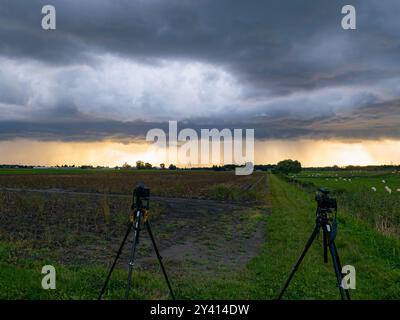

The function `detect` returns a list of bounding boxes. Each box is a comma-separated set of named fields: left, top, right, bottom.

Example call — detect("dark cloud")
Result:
left=2, top=0, right=399, bottom=92
left=0, top=98, right=399, bottom=142
left=0, top=118, right=152, bottom=142
left=0, top=0, right=400, bottom=141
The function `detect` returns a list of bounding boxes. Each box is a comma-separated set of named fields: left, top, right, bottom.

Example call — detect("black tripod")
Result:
left=98, top=184, right=175, bottom=300
left=278, top=193, right=350, bottom=300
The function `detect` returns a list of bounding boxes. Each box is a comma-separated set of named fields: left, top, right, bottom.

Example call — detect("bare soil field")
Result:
left=0, top=171, right=266, bottom=200
left=0, top=171, right=269, bottom=278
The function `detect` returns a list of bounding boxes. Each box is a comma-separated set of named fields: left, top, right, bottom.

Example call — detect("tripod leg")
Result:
left=145, top=221, right=176, bottom=300
left=326, top=232, right=346, bottom=300
left=125, top=211, right=141, bottom=300
left=278, top=225, right=320, bottom=300
left=332, top=241, right=351, bottom=300
left=323, top=229, right=328, bottom=263
left=98, top=221, right=133, bottom=300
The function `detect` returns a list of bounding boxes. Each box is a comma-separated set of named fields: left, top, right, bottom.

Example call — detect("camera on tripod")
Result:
left=278, top=186, right=350, bottom=300
left=100, top=182, right=175, bottom=300
left=315, top=188, right=337, bottom=211
left=132, top=183, right=150, bottom=210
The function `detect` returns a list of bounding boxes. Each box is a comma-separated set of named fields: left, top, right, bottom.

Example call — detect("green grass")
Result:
left=259, top=175, right=400, bottom=299
left=294, top=170, right=400, bottom=195
left=1, top=174, right=399, bottom=299
left=290, top=171, right=400, bottom=237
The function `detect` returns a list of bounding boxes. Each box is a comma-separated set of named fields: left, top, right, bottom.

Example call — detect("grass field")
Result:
left=0, top=171, right=399, bottom=299
left=290, top=170, right=400, bottom=237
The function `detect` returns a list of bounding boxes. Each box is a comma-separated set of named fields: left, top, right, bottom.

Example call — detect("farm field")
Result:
left=0, top=170, right=269, bottom=299
left=0, top=170, right=399, bottom=299
left=0, top=170, right=266, bottom=200
left=291, top=170, right=400, bottom=237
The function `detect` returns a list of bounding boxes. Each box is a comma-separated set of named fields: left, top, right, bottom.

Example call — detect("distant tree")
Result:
left=275, top=159, right=302, bottom=174
left=136, top=160, right=145, bottom=169
left=122, top=162, right=131, bottom=169
left=169, top=164, right=177, bottom=170
left=254, top=164, right=276, bottom=172
left=160, top=163, right=166, bottom=170
left=145, top=162, right=152, bottom=169
left=81, top=165, right=94, bottom=169
left=212, top=165, right=226, bottom=171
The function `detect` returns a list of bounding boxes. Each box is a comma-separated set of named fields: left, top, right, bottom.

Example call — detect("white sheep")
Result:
left=371, top=187, right=377, bottom=192
left=385, top=186, right=392, bottom=194
left=382, top=180, right=386, bottom=184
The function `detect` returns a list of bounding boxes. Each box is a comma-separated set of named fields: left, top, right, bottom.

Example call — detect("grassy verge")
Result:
left=260, top=174, right=400, bottom=299
left=284, top=172, right=400, bottom=237
left=1, top=174, right=399, bottom=299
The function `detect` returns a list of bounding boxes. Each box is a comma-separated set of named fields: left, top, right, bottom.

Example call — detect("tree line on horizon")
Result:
left=1, top=161, right=399, bottom=173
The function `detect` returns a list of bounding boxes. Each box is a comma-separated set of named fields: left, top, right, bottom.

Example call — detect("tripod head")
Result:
left=132, top=183, right=150, bottom=211
left=315, top=188, right=337, bottom=217
left=314, top=188, right=339, bottom=261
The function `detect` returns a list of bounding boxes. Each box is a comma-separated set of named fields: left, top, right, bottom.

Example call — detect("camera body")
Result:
left=315, top=188, right=337, bottom=211
left=135, top=184, right=150, bottom=199
left=132, top=183, right=150, bottom=210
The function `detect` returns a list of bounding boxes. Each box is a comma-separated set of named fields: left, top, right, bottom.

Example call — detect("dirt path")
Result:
left=136, top=196, right=267, bottom=273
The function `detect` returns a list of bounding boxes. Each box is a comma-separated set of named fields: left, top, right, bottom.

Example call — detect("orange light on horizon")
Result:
left=0, top=138, right=399, bottom=167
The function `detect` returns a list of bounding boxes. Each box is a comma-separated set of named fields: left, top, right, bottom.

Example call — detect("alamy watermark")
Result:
left=40, top=4, right=356, bottom=31
left=41, top=5, right=56, bottom=30
left=341, top=265, right=356, bottom=290
left=146, top=121, right=254, bottom=175
left=341, top=5, right=357, bottom=30
left=41, top=265, right=56, bottom=290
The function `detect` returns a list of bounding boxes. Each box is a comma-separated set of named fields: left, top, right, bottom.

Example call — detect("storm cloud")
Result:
left=0, top=0, right=400, bottom=141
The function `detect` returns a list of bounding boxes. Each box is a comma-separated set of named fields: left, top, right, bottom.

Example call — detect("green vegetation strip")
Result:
left=262, top=175, right=400, bottom=299
left=1, top=174, right=399, bottom=299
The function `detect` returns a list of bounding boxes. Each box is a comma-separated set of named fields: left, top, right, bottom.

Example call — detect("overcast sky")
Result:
left=1, top=0, right=400, bottom=147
